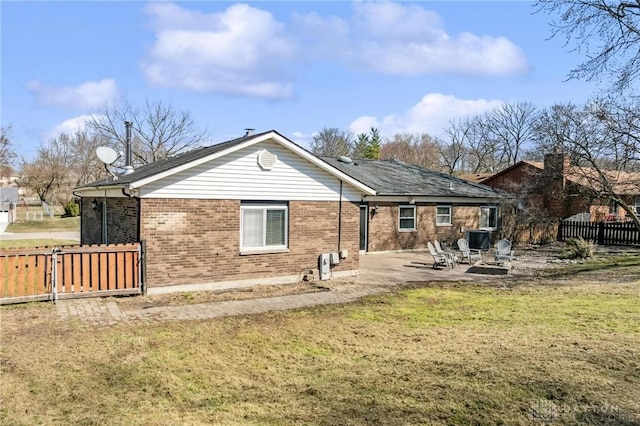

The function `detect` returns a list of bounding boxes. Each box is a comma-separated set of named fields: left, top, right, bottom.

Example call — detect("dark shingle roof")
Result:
left=77, top=130, right=274, bottom=188
left=322, top=157, right=502, bottom=198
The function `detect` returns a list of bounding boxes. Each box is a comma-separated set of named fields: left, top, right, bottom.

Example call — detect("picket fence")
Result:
left=557, top=221, right=640, bottom=246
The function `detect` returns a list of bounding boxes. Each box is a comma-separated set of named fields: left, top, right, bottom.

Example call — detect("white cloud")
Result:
left=26, top=79, right=120, bottom=110
left=142, top=2, right=295, bottom=99
left=294, top=1, right=528, bottom=76
left=140, top=2, right=528, bottom=99
left=348, top=93, right=503, bottom=138
left=44, top=114, right=98, bottom=141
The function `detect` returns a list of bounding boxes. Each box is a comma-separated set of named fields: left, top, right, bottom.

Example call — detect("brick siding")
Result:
left=81, top=197, right=138, bottom=245
left=139, top=199, right=359, bottom=288
left=366, top=203, right=482, bottom=251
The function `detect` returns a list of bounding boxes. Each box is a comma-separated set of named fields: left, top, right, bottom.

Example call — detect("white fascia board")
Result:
left=129, top=131, right=377, bottom=195
left=364, top=195, right=504, bottom=204
left=73, top=187, right=131, bottom=198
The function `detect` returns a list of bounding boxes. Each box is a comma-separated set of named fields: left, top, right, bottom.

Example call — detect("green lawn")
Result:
left=1, top=257, right=639, bottom=425
left=0, top=239, right=80, bottom=249
left=6, top=216, right=80, bottom=233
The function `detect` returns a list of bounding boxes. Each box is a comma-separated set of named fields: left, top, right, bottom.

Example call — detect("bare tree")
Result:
left=380, top=132, right=443, bottom=171
left=310, top=127, right=353, bottom=157
left=1, top=125, right=17, bottom=177
left=20, top=127, right=110, bottom=204
left=440, top=118, right=471, bottom=175
left=536, top=0, right=640, bottom=92
left=486, top=102, right=539, bottom=166
left=91, top=99, right=210, bottom=167
left=533, top=99, right=640, bottom=231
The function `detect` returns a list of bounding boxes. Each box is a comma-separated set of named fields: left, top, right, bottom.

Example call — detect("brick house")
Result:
left=479, top=153, right=640, bottom=221
left=323, top=158, right=505, bottom=252
left=75, top=130, right=376, bottom=294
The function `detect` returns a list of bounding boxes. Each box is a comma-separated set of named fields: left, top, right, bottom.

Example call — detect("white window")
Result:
left=635, top=197, right=640, bottom=215
left=436, top=205, right=452, bottom=226
left=241, top=203, right=288, bottom=252
left=480, top=206, right=498, bottom=230
left=398, top=205, right=416, bottom=231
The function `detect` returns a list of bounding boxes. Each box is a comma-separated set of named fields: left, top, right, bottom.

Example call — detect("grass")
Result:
left=0, top=239, right=79, bottom=249
left=1, top=257, right=639, bottom=425
left=5, top=216, right=80, bottom=233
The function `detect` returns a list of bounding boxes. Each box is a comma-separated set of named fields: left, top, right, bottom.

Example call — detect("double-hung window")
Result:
left=399, top=205, right=416, bottom=231
left=241, top=202, right=288, bottom=252
left=480, top=206, right=498, bottom=230
left=436, top=205, right=452, bottom=226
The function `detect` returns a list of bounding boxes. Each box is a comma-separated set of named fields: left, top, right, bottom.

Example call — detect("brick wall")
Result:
left=139, top=199, right=359, bottom=288
left=366, top=203, right=481, bottom=251
left=81, top=197, right=138, bottom=245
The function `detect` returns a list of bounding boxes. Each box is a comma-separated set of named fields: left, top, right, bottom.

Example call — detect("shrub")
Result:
left=64, top=201, right=80, bottom=217
left=559, top=237, right=594, bottom=259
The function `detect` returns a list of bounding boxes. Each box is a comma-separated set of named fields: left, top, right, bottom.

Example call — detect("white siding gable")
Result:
left=139, top=140, right=363, bottom=201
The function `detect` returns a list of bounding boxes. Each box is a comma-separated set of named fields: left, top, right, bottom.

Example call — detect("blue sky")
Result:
left=2, top=1, right=599, bottom=161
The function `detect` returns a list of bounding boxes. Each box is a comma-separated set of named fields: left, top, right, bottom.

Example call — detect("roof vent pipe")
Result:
left=123, top=121, right=134, bottom=175
left=244, top=128, right=255, bottom=136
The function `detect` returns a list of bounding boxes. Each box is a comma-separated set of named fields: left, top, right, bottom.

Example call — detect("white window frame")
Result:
left=479, top=206, right=498, bottom=230
left=398, top=205, right=416, bottom=231
left=436, top=205, right=452, bottom=226
left=635, top=197, right=640, bottom=215
left=240, top=203, right=288, bottom=253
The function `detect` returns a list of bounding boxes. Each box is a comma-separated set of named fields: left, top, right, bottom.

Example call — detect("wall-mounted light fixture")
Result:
left=370, top=205, right=380, bottom=217
left=91, top=198, right=99, bottom=210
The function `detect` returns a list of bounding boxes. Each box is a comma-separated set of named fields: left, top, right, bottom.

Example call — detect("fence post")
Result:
left=557, top=221, right=563, bottom=242
left=140, top=240, right=147, bottom=295
left=51, top=248, right=60, bottom=302
left=597, top=221, right=605, bottom=245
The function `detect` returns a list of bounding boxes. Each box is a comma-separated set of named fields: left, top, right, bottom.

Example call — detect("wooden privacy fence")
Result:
left=1, top=242, right=144, bottom=305
left=558, top=221, right=640, bottom=246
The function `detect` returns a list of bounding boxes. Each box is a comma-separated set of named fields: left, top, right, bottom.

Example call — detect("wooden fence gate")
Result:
left=1, top=242, right=144, bottom=305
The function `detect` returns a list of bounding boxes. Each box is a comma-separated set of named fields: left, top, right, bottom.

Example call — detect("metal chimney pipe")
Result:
left=123, top=121, right=134, bottom=175
left=244, top=128, right=255, bottom=136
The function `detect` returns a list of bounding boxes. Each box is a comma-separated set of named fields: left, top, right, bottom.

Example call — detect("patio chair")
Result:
left=427, top=241, right=453, bottom=270
left=494, top=239, right=514, bottom=263
left=457, top=238, right=482, bottom=264
left=434, top=239, right=459, bottom=266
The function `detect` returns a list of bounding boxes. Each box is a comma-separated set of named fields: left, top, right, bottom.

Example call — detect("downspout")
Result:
left=338, top=180, right=343, bottom=253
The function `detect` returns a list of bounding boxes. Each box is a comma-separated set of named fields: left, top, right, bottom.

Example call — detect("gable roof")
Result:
left=479, top=160, right=543, bottom=184
left=322, top=157, right=503, bottom=199
left=482, top=160, right=639, bottom=195
left=76, top=130, right=376, bottom=195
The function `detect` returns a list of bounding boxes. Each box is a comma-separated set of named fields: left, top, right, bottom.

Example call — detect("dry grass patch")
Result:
left=1, top=255, right=639, bottom=425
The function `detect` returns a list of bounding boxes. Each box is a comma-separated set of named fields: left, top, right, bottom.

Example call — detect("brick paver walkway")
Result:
left=54, top=285, right=391, bottom=326
left=51, top=251, right=504, bottom=326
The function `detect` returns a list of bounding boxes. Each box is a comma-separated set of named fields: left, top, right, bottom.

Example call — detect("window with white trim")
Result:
left=241, top=203, right=288, bottom=252
left=480, top=206, right=498, bottom=230
left=436, top=205, right=452, bottom=226
left=398, top=205, right=416, bottom=231
left=635, top=197, right=640, bottom=215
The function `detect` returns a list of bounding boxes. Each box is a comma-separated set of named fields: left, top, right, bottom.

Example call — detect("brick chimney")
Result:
left=542, top=151, right=571, bottom=218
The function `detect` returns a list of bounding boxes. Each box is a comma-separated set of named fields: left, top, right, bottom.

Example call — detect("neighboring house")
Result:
left=0, top=187, right=19, bottom=232
left=323, top=157, right=505, bottom=252
left=74, top=130, right=376, bottom=294
left=480, top=153, right=640, bottom=221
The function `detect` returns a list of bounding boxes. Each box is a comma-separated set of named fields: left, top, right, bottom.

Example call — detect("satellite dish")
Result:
left=96, top=146, right=119, bottom=165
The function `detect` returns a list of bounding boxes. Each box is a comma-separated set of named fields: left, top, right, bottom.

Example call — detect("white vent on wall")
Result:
left=257, top=149, right=277, bottom=170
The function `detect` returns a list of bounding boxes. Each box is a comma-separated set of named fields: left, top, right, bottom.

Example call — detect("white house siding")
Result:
left=139, top=141, right=363, bottom=202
